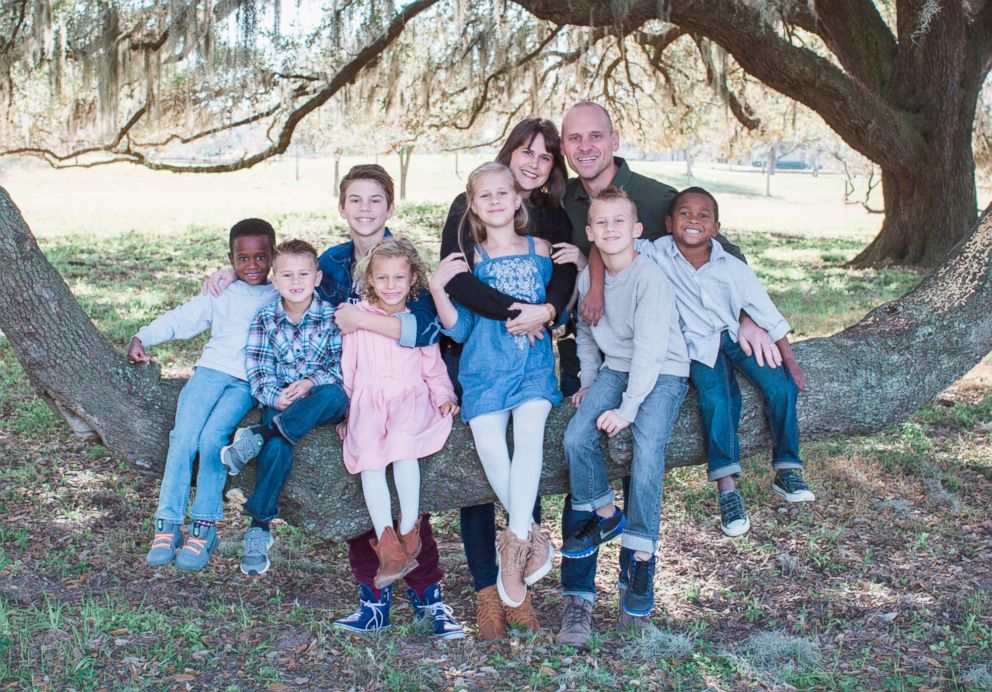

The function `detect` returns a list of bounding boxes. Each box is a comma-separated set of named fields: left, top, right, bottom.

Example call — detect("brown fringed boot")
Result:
left=370, top=526, right=418, bottom=588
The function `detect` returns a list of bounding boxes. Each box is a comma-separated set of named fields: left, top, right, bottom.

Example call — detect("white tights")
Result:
left=360, top=458, right=420, bottom=538
left=468, top=398, right=552, bottom=540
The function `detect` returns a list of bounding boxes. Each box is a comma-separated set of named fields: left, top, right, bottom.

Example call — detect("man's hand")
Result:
left=334, top=303, right=365, bottom=335
left=552, top=242, right=588, bottom=271
left=579, top=287, right=604, bottom=326
left=596, top=410, right=630, bottom=437
left=203, top=267, right=236, bottom=297
left=737, top=315, right=782, bottom=367
left=439, top=401, right=460, bottom=417
left=429, top=253, right=470, bottom=292
left=571, top=387, right=589, bottom=407
left=127, top=337, right=151, bottom=364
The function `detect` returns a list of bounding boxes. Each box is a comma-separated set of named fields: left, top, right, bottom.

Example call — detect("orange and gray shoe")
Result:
left=175, top=523, right=218, bottom=572
left=146, top=519, right=183, bottom=567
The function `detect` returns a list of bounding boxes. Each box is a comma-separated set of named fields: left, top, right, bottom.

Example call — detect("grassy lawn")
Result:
left=0, top=166, right=991, bottom=689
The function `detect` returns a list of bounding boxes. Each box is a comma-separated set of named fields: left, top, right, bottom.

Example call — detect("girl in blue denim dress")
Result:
left=429, top=162, right=561, bottom=609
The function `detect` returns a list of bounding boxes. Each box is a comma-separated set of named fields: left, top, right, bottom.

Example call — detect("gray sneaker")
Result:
left=556, top=595, right=594, bottom=648
left=241, top=527, right=274, bottom=576
left=221, top=426, right=265, bottom=476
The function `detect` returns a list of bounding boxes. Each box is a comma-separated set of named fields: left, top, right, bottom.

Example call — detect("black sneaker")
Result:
left=719, top=490, right=751, bottom=537
left=560, top=508, right=625, bottom=558
left=621, top=554, right=656, bottom=616
left=772, top=470, right=816, bottom=502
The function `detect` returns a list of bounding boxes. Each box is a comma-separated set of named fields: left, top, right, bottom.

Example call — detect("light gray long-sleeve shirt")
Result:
left=576, top=254, right=690, bottom=422
left=134, top=280, right=279, bottom=381
left=637, top=236, right=790, bottom=367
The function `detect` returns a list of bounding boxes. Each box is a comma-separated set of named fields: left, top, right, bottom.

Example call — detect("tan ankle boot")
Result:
left=397, top=517, right=422, bottom=559
left=496, top=529, right=531, bottom=607
left=476, top=585, right=507, bottom=640
left=370, top=526, right=418, bottom=588
left=506, top=591, right=540, bottom=633
left=523, top=524, right=553, bottom=585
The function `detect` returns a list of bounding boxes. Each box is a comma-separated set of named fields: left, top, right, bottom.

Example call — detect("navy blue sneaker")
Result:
left=560, top=508, right=626, bottom=558
left=621, top=554, right=656, bottom=616
left=407, top=584, right=465, bottom=640
left=333, top=584, right=392, bottom=633
left=772, top=470, right=816, bottom=502
left=719, top=490, right=751, bottom=537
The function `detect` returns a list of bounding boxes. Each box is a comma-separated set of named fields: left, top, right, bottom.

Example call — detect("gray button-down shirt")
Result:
left=638, top=236, right=789, bottom=367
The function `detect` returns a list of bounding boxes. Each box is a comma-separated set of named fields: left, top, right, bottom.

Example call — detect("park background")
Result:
left=2, top=0, right=992, bottom=689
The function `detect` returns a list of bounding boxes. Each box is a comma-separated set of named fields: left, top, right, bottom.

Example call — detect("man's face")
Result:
left=561, top=104, right=620, bottom=183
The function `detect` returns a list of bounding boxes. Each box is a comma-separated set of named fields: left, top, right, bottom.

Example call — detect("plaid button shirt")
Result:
left=245, top=292, right=343, bottom=408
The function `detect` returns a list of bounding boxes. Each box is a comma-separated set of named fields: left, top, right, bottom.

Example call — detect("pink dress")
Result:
left=341, top=301, right=456, bottom=473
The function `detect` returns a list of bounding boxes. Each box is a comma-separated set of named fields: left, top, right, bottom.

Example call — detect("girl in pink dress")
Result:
left=338, top=237, right=459, bottom=588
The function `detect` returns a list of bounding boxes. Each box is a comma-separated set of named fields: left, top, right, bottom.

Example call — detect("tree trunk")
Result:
left=398, top=145, right=414, bottom=200
left=852, top=118, right=979, bottom=266
left=1, top=185, right=991, bottom=541
left=332, top=153, right=341, bottom=198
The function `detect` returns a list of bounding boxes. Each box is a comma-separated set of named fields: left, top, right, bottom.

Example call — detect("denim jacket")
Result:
left=317, top=229, right=440, bottom=348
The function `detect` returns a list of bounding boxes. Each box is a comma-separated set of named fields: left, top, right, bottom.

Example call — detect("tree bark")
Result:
left=1, top=185, right=991, bottom=540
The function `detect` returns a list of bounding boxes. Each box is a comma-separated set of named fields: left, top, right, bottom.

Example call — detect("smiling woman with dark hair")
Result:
left=436, top=117, right=583, bottom=640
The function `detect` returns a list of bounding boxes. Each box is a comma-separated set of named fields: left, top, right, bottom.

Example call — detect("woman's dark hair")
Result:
left=495, top=118, right=568, bottom=209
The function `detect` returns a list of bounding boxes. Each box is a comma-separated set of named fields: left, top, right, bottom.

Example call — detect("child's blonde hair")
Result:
left=459, top=162, right=529, bottom=255
left=353, top=237, right=430, bottom=304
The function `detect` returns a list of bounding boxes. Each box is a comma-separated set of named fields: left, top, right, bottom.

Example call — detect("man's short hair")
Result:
left=274, top=238, right=318, bottom=267
left=339, top=164, right=395, bottom=208
left=588, top=185, right=638, bottom=223
left=565, top=101, right=614, bottom=132
left=229, top=218, right=276, bottom=254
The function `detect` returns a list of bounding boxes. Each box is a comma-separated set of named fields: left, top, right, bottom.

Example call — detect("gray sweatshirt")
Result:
left=576, top=253, right=689, bottom=422
left=134, top=280, right=278, bottom=381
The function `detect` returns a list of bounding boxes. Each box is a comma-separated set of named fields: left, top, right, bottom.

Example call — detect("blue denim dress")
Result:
left=442, top=236, right=562, bottom=422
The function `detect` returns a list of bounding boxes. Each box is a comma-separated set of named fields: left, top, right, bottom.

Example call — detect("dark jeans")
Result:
left=560, top=476, right=630, bottom=602
left=245, top=384, right=348, bottom=523
left=690, top=331, right=803, bottom=481
left=348, top=517, right=443, bottom=595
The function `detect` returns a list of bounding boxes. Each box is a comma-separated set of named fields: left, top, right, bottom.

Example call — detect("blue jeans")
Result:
left=244, top=383, right=348, bottom=523
left=690, top=331, right=802, bottom=480
left=564, top=368, right=688, bottom=554
left=156, top=367, right=254, bottom=523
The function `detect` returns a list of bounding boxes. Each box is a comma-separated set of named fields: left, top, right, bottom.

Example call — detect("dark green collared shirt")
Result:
left=562, top=156, right=744, bottom=261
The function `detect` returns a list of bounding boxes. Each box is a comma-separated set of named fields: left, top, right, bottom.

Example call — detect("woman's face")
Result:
left=508, top=133, right=555, bottom=197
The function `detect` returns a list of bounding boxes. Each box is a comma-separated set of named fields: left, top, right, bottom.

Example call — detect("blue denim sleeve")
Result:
left=402, top=292, right=442, bottom=347
left=440, top=302, right=474, bottom=343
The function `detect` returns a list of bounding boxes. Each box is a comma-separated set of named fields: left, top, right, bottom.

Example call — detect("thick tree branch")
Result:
left=810, top=0, right=896, bottom=91
left=514, top=0, right=927, bottom=175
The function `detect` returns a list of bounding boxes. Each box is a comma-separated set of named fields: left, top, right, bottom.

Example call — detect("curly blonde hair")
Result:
left=352, top=237, right=430, bottom=305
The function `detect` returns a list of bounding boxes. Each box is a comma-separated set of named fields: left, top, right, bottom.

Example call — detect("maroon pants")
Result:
left=347, top=514, right=442, bottom=596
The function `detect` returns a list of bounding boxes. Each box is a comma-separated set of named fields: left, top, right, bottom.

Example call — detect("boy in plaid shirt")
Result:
left=220, top=239, right=349, bottom=576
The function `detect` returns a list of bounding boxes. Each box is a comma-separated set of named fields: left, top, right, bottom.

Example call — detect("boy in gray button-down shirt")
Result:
left=639, top=187, right=815, bottom=539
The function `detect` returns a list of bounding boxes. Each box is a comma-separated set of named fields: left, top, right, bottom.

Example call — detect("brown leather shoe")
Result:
left=370, top=526, right=417, bottom=589
left=523, top=524, right=553, bottom=586
left=476, top=585, right=507, bottom=640
left=506, top=591, right=540, bottom=633
left=397, top=517, right=422, bottom=559
left=497, top=529, right=530, bottom=607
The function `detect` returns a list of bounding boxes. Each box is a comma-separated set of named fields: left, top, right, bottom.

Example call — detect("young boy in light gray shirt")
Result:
left=558, top=187, right=690, bottom=634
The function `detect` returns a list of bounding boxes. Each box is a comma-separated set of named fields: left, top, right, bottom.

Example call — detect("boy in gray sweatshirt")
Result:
left=558, top=187, right=689, bottom=632
left=130, top=218, right=278, bottom=572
